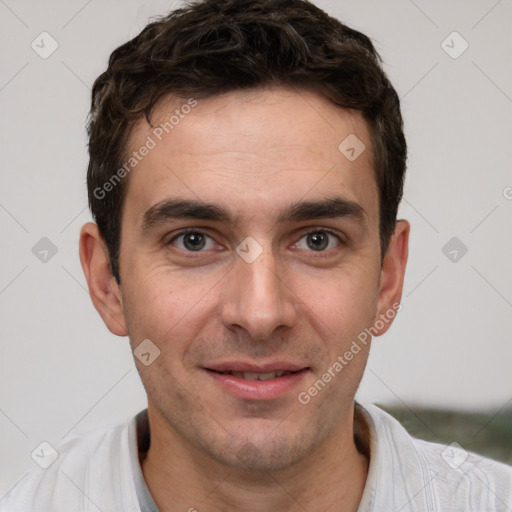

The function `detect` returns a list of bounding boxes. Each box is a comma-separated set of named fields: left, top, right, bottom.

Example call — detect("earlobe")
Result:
left=372, top=219, right=410, bottom=337
left=79, top=222, right=128, bottom=336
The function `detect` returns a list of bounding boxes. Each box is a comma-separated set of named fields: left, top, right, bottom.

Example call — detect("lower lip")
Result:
left=205, top=369, right=309, bottom=400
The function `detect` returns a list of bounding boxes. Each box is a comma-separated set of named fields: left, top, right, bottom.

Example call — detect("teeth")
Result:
left=241, top=372, right=260, bottom=380
left=224, top=370, right=291, bottom=380
left=254, top=372, right=276, bottom=381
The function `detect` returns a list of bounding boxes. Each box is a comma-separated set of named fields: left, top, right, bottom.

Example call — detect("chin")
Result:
left=202, top=422, right=326, bottom=473
left=230, top=441, right=308, bottom=472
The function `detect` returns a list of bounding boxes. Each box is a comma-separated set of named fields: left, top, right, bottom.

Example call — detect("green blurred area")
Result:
left=378, top=404, right=512, bottom=465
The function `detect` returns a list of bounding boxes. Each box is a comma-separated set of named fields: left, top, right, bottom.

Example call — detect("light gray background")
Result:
left=1, top=0, right=511, bottom=497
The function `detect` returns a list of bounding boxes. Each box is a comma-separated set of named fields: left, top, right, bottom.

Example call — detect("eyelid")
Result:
left=167, top=227, right=208, bottom=241
left=166, top=227, right=218, bottom=249
left=297, top=226, right=345, bottom=242
left=293, top=227, right=344, bottom=251
left=165, top=226, right=346, bottom=252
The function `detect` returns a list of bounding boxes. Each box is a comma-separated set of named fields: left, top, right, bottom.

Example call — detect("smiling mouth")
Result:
left=204, top=367, right=309, bottom=400
left=209, top=370, right=298, bottom=380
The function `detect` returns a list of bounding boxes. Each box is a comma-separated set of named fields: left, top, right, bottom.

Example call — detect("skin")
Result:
left=80, top=86, right=409, bottom=511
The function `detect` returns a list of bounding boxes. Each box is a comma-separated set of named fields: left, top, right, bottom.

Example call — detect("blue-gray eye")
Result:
left=172, top=231, right=216, bottom=251
left=296, top=231, right=339, bottom=252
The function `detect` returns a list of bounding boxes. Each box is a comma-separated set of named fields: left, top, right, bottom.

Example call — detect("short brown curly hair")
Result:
left=87, top=0, right=406, bottom=284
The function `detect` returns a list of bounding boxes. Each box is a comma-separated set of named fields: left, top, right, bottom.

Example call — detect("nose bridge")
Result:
left=220, top=246, right=297, bottom=339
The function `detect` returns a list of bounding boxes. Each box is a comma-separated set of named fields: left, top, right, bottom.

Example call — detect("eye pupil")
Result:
left=307, top=232, right=328, bottom=251
left=184, top=232, right=205, bottom=251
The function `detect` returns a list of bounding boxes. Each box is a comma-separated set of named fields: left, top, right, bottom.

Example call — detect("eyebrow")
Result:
left=140, top=196, right=367, bottom=231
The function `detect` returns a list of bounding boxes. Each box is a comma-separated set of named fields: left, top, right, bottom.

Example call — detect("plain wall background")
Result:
left=1, top=0, right=511, bottom=496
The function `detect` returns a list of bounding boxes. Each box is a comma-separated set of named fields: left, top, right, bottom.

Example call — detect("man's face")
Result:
left=115, top=87, right=389, bottom=470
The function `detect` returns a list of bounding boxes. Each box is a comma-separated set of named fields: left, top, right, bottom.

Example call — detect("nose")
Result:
left=219, top=247, right=298, bottom=341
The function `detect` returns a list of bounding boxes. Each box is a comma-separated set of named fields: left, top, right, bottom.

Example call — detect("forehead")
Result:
left=122, top=86, right=378, bottom=228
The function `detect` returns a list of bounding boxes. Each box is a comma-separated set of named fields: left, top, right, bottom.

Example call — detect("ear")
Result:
left=372, top=219, right=410, bottom=336
left=79, top=222, right=128, bottom=336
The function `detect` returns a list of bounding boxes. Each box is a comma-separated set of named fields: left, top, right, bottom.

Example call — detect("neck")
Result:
left=140, top=404, right=370, bottom=512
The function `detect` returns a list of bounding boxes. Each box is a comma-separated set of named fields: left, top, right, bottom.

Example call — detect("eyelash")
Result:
left=166, top=227, right=344, bottom=254
left=167, top=228, right=219, bottom=253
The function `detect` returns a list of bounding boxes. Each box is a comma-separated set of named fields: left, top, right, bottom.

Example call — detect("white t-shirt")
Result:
left=1, top=404, right=511, bottom=511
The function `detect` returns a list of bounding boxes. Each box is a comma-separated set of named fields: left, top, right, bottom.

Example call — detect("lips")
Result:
left=204, top=362, right=309, bottom=400
left=206, top=362, right=307, bottom=379
left=210, top=369, right=296, bottom=381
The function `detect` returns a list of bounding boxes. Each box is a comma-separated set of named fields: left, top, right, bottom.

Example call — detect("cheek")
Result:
left=122, top=270, right=195, bottom=338
left=121, top=266, right=222, bottom=361
left=305, top=277, right=375, bottom=402
left=297, top=264, right=379, bottom=340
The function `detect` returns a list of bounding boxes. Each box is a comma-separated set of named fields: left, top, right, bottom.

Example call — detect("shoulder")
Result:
left=0, top=419, right=140, bottom=512
left=414, top=436, right=512, bottom=507
left=360, top=403, right=512, bottom=511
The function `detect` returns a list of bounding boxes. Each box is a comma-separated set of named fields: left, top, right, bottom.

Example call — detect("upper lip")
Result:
left=205, top=361, right=308, bottom=373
